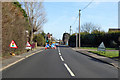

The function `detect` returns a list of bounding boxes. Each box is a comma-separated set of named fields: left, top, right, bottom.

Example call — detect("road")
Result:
left=2, top=46, right=118, bottom=78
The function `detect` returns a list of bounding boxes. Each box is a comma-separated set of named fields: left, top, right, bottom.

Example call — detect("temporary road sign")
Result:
left=9, top=40, right=18, bottom=48
left=97, top=42, right=106, bottom=51
left=26, top=41, right=31, bottom=47
left=25, top=41, right=31, bottom=49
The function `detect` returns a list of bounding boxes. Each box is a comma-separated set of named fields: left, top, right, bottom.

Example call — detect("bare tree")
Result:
left=81, top=22, right=101, bottom=33
left=21, top=2, right=47, bottom=42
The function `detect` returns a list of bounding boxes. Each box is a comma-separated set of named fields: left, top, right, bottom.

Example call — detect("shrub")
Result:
left=33, top=33, right=45, bottom=46
left=69, top=31, right=120, bottom=48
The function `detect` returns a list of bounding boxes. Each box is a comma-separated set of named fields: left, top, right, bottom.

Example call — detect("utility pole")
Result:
left=70, top=26, right=72, bottom=35
left=79, top=9, right=81, bottom=47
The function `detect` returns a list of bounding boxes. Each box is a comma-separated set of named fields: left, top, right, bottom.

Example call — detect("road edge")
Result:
left=75, top=50, right=119, bottom=69
left=0, top=49, right=44, bottom=72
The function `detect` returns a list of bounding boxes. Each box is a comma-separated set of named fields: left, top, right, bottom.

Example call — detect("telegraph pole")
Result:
left=79, top=9, right=81, bottom=47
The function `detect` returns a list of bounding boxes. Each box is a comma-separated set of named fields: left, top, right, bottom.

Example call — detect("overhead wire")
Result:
left=70, top=0, right=94, bottom=33
left=81, top=0, right=94, bottom=11
left=71, top=14, right=79, bottom=26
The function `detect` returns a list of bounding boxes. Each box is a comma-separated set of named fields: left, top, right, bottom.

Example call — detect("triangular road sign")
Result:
left=25, top=41, right=31, bottom=49
left=98, top=42, right=105, bottom=48
left=98, top=42, right=105, bottom=51
left=26, top=41, right=31, bottom=47
left=9, top=40, right=18, bottom=48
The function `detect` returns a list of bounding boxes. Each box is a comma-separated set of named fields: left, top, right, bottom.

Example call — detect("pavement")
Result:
left=1, top=46, right=118, bottom=78
left=72, top=48, right=119, bottom=69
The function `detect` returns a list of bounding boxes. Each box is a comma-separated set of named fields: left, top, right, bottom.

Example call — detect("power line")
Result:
left=71, top=0, right=93, bottom=26
left=70, top=0, right=93, bottom=34
left=81, top=0, right=94, bottom=11
left=71, top=14, right=79, bottom=26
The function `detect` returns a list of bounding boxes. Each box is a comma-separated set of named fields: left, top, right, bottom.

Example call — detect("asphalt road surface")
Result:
left=2, top=46, right=118, bottom=78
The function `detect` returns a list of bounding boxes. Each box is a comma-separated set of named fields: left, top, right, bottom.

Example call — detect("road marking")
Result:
left=64, top=63, right=75, bottom=77
left=58, top=47, right=60, bottom=53
left=57, top=48, right=75, bottom=77
left=0, top=58, right=25, bottom=71
left=60, top=56, right=64, bottom=61
left=26, top=54, right=33, bottom=58
left=0, top=50, right=43, bottom=71
left=59, top=50, right=60, bottom=53
left=59, top=52, right=61, bottom=56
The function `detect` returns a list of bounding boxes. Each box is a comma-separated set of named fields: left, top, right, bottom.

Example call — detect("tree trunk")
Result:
left=30, top=31, right=33, bottom=42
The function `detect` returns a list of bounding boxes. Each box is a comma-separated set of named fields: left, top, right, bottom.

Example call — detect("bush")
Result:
left=13, top=2, right=28, bottom=21
left=33, top=33, right=45, bottom=46
left=2, top=3, right=29, bottom=56
left=69, top=31, right=120, bottom=48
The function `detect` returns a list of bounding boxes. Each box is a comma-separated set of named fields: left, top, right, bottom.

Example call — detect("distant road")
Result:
left=2, top=46, right=118, bottom=78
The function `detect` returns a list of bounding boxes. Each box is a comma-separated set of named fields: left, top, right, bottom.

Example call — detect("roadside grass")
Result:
left=80, top=47, right=97, bottom=49
left=89, top=51, right=119, bottom=58
left=2, top=50, right=27, bottom=60
left=2, top=52, right=12, bottom=60
left=80, top=47, right=117, bottom=50
left=2, top=47, right=40, bottom=59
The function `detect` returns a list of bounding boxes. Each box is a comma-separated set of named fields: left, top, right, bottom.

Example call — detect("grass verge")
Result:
left=2, top=50, right=27, bottom=60
left=80, top=47, right=117, bottom=50
left=89, top=51, right=119, bottom=58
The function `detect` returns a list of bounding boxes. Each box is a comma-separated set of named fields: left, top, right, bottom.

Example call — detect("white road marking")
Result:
left=58, top=47, right=75, bottom=77
left=60, top=56, right=64, bottom=61
left=64, top=63, right=75, bottom=77
left=0, top=50, right=43, bottom=71
left=59, top=52, right=61, bottom=56
left=0, top=58, right=25, bottom=71
left=58, top=47, right=60, bottom=53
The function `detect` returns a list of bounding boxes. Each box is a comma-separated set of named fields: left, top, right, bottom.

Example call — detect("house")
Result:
left=108, top=28, right=120, bottom=32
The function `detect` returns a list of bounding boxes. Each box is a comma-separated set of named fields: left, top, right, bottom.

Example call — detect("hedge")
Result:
left=68, top=32, right=120, bottom=48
